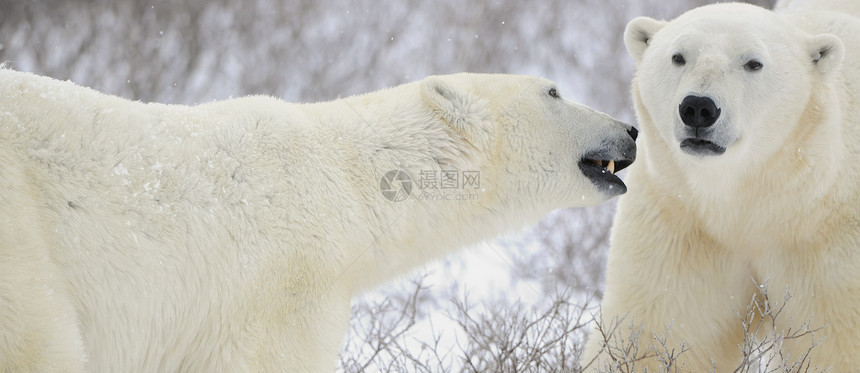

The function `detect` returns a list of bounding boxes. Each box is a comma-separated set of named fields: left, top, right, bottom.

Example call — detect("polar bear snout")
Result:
left=627, top=126, right=639, bottom=141
left=679, top=95, right=720, bottom=128
left=676, top=95, right=732, bottom=157
left=578, top=128, right=637, bottom=197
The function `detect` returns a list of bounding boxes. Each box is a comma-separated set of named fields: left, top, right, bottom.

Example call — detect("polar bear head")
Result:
left=624, top=3, right=843, bottom=169
left=417, top=73, right=637, bottom=208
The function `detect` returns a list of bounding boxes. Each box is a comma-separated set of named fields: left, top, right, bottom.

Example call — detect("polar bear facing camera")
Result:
left=585, top=2, right=860, bottom=371
left=0, top=70, right=636, bottom=372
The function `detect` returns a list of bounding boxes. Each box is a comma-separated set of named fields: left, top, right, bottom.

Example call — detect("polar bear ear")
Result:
left=420, top=76, right=494, bottom=148
left=808, top=33, right=844, bottom=78
left=624, top=17, right=667, bottom=62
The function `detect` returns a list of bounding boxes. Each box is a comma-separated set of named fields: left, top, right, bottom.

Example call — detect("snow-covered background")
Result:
left=0, top=0, right=775, bottom=370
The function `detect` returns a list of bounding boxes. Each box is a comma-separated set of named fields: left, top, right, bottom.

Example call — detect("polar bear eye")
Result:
left=743, top=60, right=763, bottom=72
left=548, top=88, right=560, bottom=99
left=672, top=53, right=686, bottom=66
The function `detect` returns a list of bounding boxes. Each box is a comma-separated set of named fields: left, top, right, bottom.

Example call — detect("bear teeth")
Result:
left=589, top=159, right=616, bottom=174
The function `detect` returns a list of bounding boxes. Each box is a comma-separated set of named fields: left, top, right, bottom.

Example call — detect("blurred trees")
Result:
left=1, top=0, right=771, bottom=113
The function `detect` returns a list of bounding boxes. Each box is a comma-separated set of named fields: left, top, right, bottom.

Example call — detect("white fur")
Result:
left=585, top=3, right=860, bottom=371
left=0, top=70, right=633, bottom=372
left=776, top=0, right=860, bottom=17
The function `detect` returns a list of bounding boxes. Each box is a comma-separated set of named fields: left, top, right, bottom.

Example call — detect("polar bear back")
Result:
left=0, top=69, right=383, bottom=371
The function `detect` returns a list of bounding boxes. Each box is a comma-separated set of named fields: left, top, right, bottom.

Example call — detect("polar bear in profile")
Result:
left=0, top=70, right=636, bottom=372
left=585, top=2, right=860, bottom=371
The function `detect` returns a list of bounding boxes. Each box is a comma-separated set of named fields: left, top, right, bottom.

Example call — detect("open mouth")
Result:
left=680, top=138, right=726, bottom=156
left=578, top=153, right=633, bottom=196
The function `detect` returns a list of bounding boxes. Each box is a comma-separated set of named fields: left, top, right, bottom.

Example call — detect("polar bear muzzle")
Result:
left=678, top=95, right=727, bottom=156
left=578, top=129, right=637, bottom=196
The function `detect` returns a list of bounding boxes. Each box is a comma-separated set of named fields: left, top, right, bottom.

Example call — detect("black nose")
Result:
left=627, top=126, right=638, bottom=141
left=679, top=95, right=720, bottom=128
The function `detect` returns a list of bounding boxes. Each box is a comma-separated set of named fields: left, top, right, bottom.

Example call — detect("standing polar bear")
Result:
left=0, top=70, right=636, bottom=372
left=585, top=2, right=860, bottom=371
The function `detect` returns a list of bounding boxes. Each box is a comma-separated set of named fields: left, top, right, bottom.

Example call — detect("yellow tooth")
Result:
left=607, top=160, right=615, bottom=174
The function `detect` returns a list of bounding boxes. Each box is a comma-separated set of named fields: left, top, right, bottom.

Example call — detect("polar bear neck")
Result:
left=303, top=90, right=549, bottom=293
left=177, top=85, right=616, bottom=297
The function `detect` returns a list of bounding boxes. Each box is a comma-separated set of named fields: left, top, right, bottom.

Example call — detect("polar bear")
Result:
left=0, top=70, right=636, bottom=372
left=583, top=2, right=860, bottom=371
